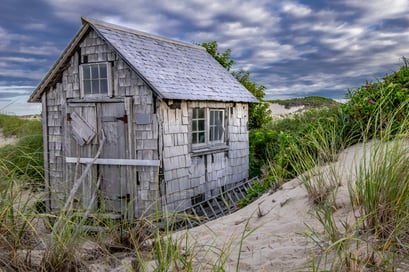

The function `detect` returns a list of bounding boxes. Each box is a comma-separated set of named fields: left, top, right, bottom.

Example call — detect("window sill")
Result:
left=191, top=144, right=229, bottom=156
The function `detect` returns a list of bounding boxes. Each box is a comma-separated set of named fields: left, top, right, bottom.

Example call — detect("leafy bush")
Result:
left=342, top=64, right=409, bottom=139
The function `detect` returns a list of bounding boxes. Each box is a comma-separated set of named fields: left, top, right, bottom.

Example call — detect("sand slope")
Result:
left=175, top=141, right=375, bottom=271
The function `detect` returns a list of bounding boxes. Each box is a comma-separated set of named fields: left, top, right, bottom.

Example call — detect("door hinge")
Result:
left=67, top=113, right=72, bottom=121
left=118, top=193, right=131, bottom=202
left=116, top=115, right=128, bottom=124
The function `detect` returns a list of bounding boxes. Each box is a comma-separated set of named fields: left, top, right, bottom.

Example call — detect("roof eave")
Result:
left=28, top=23, right=91, bottom=103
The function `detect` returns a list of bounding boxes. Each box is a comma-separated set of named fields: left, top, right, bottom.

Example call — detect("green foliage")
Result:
left=201, top=41, right=272, bottom=129
left=342, top=64, right=409, bottom=139
left=232, top=70, right=265, bottom=100
left=201, top=41, right=234, bottom=71
left=233, top=69, right=272, bottom=129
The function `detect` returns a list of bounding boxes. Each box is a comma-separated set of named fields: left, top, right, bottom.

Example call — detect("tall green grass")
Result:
left=303, top=88, right=409, bottom=271
left=0, top=114, right=43, bottom=186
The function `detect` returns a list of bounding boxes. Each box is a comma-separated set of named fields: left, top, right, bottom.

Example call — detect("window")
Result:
left=80, top=62, right=112, bottom=97
left=192, top=108, right=206, bottom=144
left=192, top=108, right=225, bottom=146
left=209, top=109, right=224, bottom=143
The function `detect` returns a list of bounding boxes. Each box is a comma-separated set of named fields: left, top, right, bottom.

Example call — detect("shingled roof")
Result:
left=29, top=17, right=258, bottom=103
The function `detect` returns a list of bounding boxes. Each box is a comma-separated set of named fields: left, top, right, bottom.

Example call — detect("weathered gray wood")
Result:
left=54, top=129, right=106, bottom=232
left=66, top=157, right=160, bottom=166
left=68, top=97, right=123, bottom=103
left=125, top=97, right=135, bottom=219
left=42, top=95, right=50, bottom=212
left=70, top=111, right=96, bottom=145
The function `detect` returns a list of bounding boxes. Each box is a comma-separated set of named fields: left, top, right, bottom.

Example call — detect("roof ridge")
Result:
left=81, top=16, right=205, bottom=51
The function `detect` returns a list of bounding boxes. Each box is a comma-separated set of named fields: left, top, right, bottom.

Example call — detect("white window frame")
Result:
left=192, top=108, right=225, bottom=147
left=192, top=108, right=206, bottom=146
left=79, top=62, right=112, bottom=97
left=208, top=109, right=225, bottom=144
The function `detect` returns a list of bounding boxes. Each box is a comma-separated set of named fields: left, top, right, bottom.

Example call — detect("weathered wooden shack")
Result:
left=29, top=17, right=257, bottom=219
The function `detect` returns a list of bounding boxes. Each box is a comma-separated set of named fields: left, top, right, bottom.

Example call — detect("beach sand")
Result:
left=173, top=141, right=375, bottom=271
left=269, top=103, right=305, bottom=119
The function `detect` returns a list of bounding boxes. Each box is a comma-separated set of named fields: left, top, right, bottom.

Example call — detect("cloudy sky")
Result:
left=1, top=0, right=409, bottom=115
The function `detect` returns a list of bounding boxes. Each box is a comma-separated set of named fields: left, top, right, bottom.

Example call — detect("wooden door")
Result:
left=66, top=102, right=129, bottom=216
left=98, top=102, right=128, bottom=215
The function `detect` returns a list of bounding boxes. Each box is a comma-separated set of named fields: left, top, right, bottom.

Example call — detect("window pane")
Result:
left=100, top=79, right=108, bottom=94
left=198, top=132, right=205, bottom=143
left=83, top=80, right=91, bottom=95
left=217, top=126, right=223, bottom=140
left=91, top=65, right=99, bottom=78
left=198, top=108, right=205, bottom=119
left=192, top=108, right=206, bottom=145
left=99, top=64, right=107, bottom=78
left=192, top=120, right=197, bottom=131
left=209, top=110, right=224, bottom=142
left=217, top=111, right=223, bottom=124
left=92, top=80, right=99, bottom=94
left=198, top=119, right=205, bottom=131
left=210, top=111, right=214, bottom=124
left=209, top=127, right=214, bottom=141
left=83, top=66, right=90, bottom=80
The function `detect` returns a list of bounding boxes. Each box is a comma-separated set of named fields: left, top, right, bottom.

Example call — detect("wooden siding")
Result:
left=44, top=29, right=160, bottom=217
left=160, top=101, right=249, bottom=212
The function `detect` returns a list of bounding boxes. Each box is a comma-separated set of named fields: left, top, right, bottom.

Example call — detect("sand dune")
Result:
left=174, top=141, right=376, bottom=271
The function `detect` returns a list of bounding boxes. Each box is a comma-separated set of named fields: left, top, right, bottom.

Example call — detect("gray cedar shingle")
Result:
left=85, top=18, right=257, bottom=103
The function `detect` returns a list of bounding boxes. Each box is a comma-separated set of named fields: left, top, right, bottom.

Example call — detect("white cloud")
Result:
left=0, top=69, right=45, bottom=80
left=3, top=0, right=409, bottom=112
left=23, top=23, right=48, bottom=31
left=344, top=0, right=409, bottom=23
left=17, top=45, right=61, bottom=56
left=0, top=57, right=47, bottom=63
left=281, top=2, right=312, bottom=17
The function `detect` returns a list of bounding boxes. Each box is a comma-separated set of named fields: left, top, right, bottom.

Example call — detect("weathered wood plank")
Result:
left=65, top=157, right=160, bottom=166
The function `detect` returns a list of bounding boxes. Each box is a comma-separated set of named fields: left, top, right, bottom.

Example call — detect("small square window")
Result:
left=80, top=62, right=112, bottom=97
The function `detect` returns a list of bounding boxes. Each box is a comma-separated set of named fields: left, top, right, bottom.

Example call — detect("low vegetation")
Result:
left=268, top=96, right=339, bottom=109
left=243, top=59, right=409, bottom=271
left=0, top=115, right=43, bottom=187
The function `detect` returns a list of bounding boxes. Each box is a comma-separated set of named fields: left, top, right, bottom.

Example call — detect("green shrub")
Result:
left=342, top=64, right=409, bottom=139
